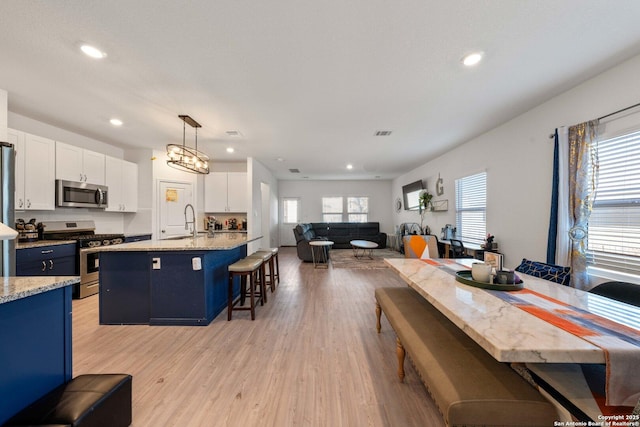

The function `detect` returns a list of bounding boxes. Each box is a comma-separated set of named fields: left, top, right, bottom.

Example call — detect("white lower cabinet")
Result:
left=105, top=156, right=138, bottom=212
left=9, top=129, right=55, bottom=211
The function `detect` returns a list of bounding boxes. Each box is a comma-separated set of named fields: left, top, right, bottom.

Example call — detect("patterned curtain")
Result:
left=567, top=120, right=599, bottom=289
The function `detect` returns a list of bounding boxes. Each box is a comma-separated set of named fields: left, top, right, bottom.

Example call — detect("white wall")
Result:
left=8, top=112, right=123, bottom=157
left=247, top=157, right=279, bottom=254
left=0, top=89, right=7, bottom=141
left=278, top=179, right=394, bottom=234
left=393, top=53, right=640, bottom=269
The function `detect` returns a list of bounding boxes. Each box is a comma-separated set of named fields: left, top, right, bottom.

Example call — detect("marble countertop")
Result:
left=16, top=240, right=77, bottom=250
left=384, top=258, right=640, bottom=364
left=90, top=233, right=261, bottom=252
left=0, top=275, right=80, bottom=304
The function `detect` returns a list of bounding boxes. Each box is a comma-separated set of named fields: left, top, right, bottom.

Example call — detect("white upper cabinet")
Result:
left=9, top=128, right=56, bottom=211
left=204, top=172, right=247, bottom=213
left=55, top=141, right=105, bottom=185
left=121, top=160, right=138, bottom=212
left=105, top=156, right=138, bottom=212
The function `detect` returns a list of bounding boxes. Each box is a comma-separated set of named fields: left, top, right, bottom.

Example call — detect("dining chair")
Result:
left=588, top=281, right=640, bottom=307
left=402, top=235, right=438, bottom=259
left=426, top=234, right=445, bottom=257
left=449, top=239, right=472, bottom=258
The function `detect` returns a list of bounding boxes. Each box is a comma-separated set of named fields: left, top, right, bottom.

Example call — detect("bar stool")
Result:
left=247, top=251, right=274, bottom=295
left=259, top=247, right=280, bottom=287
left=227, top=257, right=264, bottom=321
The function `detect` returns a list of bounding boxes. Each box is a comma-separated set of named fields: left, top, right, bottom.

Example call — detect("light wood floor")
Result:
left=72, top=247, right=445, bottom=426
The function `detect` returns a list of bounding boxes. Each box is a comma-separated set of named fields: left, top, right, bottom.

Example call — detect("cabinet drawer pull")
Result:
left=49, top=260, right=54, bottom=270
left=41, top=250, right=54, bottom=254
left=41, top=261, right=46, bottom=272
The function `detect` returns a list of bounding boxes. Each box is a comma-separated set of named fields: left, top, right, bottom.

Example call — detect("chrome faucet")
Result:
left=184, top=203, right=197, bottom=239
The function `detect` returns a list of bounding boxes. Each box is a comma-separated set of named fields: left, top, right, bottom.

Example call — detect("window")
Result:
left=587, top=129, right=640, bottom=276
left=347, top=197, right=369, bottom=222
left=322, top=197, right=343, bottom=222
left=282, top=198, right=300, bottom=224
left=455, top=172, right=487, bottom=245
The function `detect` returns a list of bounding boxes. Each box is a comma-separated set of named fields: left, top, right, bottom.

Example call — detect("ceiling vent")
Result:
left=289, top=168, right=300, bottom=173
left=225, top=130, right=242, bottom=137
left=375, top=130, right=392, bottom=136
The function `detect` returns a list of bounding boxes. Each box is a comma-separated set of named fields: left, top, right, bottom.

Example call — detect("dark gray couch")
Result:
left=293, top=222, right=387, bottom=262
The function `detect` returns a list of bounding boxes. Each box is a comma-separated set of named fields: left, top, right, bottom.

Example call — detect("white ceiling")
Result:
left=2, top=1, right=640, bottom=180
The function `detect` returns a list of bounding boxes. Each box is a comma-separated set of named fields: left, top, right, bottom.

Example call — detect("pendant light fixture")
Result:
left=166, top=115, right=210, bottom=174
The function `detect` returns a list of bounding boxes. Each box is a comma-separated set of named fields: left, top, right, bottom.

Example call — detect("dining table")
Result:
left=384, top=257, right=640, bottom=422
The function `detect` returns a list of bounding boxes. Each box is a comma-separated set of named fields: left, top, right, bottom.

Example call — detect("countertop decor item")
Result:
left=166, top=115, right=210, bottom=174
left=455, top=270, right=523, bottom=291
left=436, top=173, right=444, bottom=196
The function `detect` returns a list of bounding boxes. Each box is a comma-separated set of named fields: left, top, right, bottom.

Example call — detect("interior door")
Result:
left=280, top=197, right=300, bottom=246
left=158, top=180, right=193, bottom=239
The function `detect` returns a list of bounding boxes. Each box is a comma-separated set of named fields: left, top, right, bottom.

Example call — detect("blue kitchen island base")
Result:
left=99, top=245, right=246, bottom=326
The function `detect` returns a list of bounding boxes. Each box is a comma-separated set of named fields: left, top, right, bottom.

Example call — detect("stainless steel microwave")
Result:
left=56, top=180, right=108, bottom=208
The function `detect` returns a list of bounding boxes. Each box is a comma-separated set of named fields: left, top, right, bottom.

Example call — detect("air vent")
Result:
left=375, top=130, right=392, bottom=136
left=289, top=168, right=301, bottom=173
left=225, top=130, right=242, bottom=137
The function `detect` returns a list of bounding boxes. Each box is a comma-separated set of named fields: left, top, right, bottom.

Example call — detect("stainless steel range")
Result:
left=41, top=220, right=125, bottom=298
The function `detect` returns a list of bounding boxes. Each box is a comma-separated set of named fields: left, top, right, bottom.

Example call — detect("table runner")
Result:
left=421, top=258, right=640, bottom=407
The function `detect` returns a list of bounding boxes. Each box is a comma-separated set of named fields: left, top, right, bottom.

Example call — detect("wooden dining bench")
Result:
left=375, top=287, right=559, bottom=426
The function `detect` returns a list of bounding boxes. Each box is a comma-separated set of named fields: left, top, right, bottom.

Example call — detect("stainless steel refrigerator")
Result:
left=0, top=141, right=15, bottom=276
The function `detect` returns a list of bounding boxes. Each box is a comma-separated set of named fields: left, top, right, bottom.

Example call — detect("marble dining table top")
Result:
left=384, top=258, right=640, bottom=364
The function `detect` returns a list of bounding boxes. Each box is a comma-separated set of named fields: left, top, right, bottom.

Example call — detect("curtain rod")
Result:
left=548, top=101, right=640, bottom=139
left=597, top=101, right=640, bottom=121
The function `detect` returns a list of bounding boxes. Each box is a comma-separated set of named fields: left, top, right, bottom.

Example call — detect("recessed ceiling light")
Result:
left=80, top=44, right=106, bottom=59
left=462, top=52, right=483, bottom=67
left=226, top=147, right=234, bottom=153
left=346, top=164, right=353, bottom=170
left=109, top=118, right=123, bottom=126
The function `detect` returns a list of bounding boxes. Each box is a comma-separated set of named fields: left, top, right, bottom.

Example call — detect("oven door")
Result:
left=79, top=248, right=100, bottom=298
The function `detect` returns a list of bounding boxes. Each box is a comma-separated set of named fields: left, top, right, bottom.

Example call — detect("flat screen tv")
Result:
left=402, top=180, right=424, bottom=211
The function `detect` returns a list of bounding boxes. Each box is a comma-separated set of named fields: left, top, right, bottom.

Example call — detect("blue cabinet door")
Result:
left=16, top=244, right=77, bottom=276
left=0, top=287, right=72, bottom=425
left=99, top=252, right=150, bottom=324
left=150, top=252, right=206, bottom=325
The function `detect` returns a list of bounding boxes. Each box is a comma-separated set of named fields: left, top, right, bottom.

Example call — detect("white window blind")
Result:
left=282, top=198, right=300, bottom=224
left=347, top=197, right=369, bottom=222
left=587, top=130, right=640, bottom=275
left=455, top=172, right=486, bottom=245
left=322, top=197, right=343, bottom=222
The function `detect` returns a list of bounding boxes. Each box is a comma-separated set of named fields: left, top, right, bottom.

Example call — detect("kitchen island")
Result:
left=96, top=233, right=260, bottom=326
left=0, top=275, right=79, bottom=425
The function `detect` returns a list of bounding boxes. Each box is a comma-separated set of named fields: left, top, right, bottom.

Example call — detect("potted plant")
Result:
left=418, top=190, right=433, bottom=234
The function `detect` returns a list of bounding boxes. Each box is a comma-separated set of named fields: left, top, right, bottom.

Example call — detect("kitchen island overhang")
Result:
left=95, top=234, right=262, bottom=326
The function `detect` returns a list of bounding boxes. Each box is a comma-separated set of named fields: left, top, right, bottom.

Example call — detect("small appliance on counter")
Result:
left=441, top=224, right=456, bottom=241
left=15, top=218, right=39, bottom=242
left=228, top=218, right=237, bottom=230
left=205, top=216, right=216, bottom=231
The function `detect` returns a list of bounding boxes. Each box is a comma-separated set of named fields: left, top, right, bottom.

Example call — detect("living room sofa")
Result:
left=293, top=222, right=387, bottom=262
